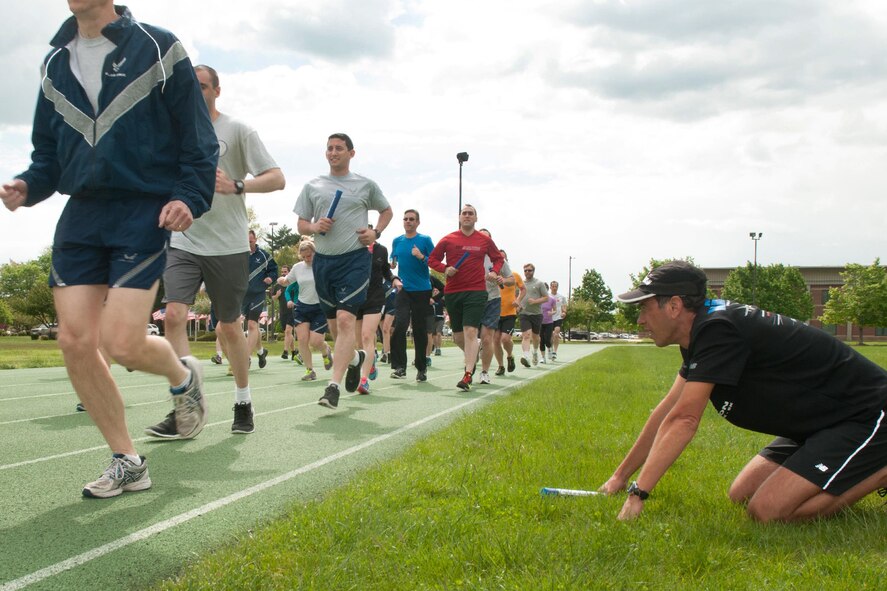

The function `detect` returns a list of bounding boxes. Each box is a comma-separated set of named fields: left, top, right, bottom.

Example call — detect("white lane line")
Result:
left=0, top=365, right=571, bottom=591
left=0, top=368, right=508, bottom=470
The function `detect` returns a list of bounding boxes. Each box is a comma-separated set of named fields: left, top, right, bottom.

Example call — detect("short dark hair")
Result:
left=194, top=65, right=219, bottom=88
left=404, top=209, right=420, bottom=222
left=461, top=204, right=477, bottom=215
left=656, top=294, right=707, bottom=312
left=248, top=229, right=256, bottom=238
left=479, top=228, right=491, bottom=238
left=328, top=133, right=354, bottom=150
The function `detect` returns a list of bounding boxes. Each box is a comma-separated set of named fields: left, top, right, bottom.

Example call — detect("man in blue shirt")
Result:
left=389, top=209, right=436, bottom=381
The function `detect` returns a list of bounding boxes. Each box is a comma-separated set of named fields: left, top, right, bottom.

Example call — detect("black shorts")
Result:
left=553, top=319, right=564, bottom=329
left=519, top=314, right=542, bottom=335
left=498, top=315, right=516, bottom=334
left=242, top=293, right=265, bottom=322
left=758, top=409, right=887, bottom=496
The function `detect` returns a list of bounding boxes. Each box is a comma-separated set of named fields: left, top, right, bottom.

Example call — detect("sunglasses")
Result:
left=403, top=217, right=417, bottom=221
left=524, top=269, right=534, bottom=273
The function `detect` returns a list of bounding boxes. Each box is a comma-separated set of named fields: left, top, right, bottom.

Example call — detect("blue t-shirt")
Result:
left=390, top=233, right=435, bottom=292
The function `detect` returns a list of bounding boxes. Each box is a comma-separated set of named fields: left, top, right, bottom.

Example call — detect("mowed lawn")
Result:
left=148, top=345, right=887, bottom=591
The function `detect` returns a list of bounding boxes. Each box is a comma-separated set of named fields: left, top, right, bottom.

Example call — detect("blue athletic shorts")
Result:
left=293, top=301, right=329, bottom=334
left=242, top=293, right=265, bottom=322
left=50, top=195, right=169, bottom=289
left=312, top=248, right=371, bottom=317
left=481, top=298, right=502, bottom=330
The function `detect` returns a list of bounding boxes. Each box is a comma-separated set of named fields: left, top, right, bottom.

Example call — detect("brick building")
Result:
left=702, top=266, right=885, bottom=343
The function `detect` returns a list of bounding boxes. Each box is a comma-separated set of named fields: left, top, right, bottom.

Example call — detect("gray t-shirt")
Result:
left=484, top=255, right=512, bottom=301
left=69, top=33, right=116, bottom=113
left=293, top=173, right=389, bottom=256
left=520, top=277, right=549, bottom=316
left=552, top=293, right=567, bottom=321
left=171, top=113, right=278, bottom=256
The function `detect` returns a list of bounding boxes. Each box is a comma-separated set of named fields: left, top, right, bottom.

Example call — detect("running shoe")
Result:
left=435, top=348, right=442, bottom=356
left=457, top=371, right=473, bottom=391
left=532, top=350, right=539, bottom=366
left=391, top=368, right=407, bottom=379
left=426, top=356, right=432, bottom=368
left=479, top=371, right=491, bottom=384
left=540, top=354, right=547, bottom=365
left=369, top=352, right=378, bottom=380
left=358, top=378, right=370, bottom=395
left=318, top=384, right=340, bottom=409
left=211, top=354, right=223, bottom=365
left=301, top=369, right=317, bottom=381
left=227, top=365, right=234, bottom=376
left=551, top=352, right=557, bottom=361
left=323, top=346, right=333, bottom=370
left=173, top=356, right=208, bottom=439
left=345, top=350, right=366, bottom=393
left=520, top=356, right=531, bottom=368
left=380, top=352, right=389, bottom=364
left=75, top=402, right=86, bottom=412
left=82, top=455, right=151, bottom=499
left=231, top=402, right=254, bottom=434
left=495, top=366, right=506, bottom=376
left=507, top=356, right=516, bottom=372
left=294, top=351, right=304, bottom=365
left=281, top=350, right=289, bottom=360
left=257, top=348, right=268, bottom=369
left=416, top=370, right=427, bottom=382
left=145, top=410, right=179, bottom=439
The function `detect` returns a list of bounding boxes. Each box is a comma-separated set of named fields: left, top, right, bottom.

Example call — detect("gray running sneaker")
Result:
left=323, top=346, right=333, bottom=370
left=173, top=356, right=208, bottom=439
left=301, top=369, right=317, bottom=381
left=82, top=455, right=151, bottom=499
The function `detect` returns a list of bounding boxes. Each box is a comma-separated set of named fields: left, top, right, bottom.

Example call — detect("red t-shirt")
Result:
left=428, top=230, right=504, bottom=293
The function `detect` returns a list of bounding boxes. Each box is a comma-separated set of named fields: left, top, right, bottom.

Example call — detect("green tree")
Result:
left=0, top=250, right=56, bottom=327
left=564, top=298, right=599, bottom=334
left=722, top=263, right=813, bottom=320
left=570, top=268, right=614, bottom=326
left=820, top=259, right=887, bottom=345
left=264, top=224, right=301, bottom=253
left=0, top=299, right=13, bottom=328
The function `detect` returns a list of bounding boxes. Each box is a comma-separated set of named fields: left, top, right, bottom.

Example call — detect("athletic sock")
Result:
left=328, top=382, right=340, bottom=389
left=350, top=351, right=360, bottom=367
left=170, top=370, right=192, bottom=394
left=235, top=386, right=251, bottom=404
left=121, top=453, right=142, bottom=466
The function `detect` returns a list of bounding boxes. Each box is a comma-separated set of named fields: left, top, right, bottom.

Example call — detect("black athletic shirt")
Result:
left=679, top=300, right=887, bottom=440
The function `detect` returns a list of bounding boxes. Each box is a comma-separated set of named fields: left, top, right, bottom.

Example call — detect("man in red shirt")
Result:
left=428, top=204, right=505, bottom=390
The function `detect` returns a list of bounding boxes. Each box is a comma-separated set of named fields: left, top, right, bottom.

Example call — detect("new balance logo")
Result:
left=815, top=463, right=829, bottom=473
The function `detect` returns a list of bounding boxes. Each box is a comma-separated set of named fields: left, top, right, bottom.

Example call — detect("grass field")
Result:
left=151, top=346, right=887, bottom=591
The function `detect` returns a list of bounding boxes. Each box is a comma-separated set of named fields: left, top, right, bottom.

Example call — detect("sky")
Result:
left=1, top=0, right=885, bottom=297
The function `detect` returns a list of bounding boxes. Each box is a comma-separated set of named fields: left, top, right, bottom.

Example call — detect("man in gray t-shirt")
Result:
left=294, top=133, right=393, bottom=411
left=518, top=263, right=549, bottom=367
left=149, top=65, right=285, bottom=438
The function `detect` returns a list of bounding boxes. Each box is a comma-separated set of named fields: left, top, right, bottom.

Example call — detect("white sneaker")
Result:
left=479, top=371, right=491, bottom=384
left=540, top=354, right=547, bottom=364
left=82, top=455, right=151, bottom=498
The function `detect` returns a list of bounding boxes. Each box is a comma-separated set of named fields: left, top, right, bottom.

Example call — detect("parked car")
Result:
left=146, top=323, right=160, bottom=336
left=567, top=329, right=588, bottom=340
left=30, top=323, right=59, bottom=340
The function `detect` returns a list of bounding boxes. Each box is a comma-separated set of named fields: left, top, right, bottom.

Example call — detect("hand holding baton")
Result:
left=319, top=190, right=342, bottom=236
left=453, top=251, right=470, bottom=269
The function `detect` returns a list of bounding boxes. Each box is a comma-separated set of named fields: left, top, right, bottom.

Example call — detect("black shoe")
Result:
left=495, top=366, right=505, bottom=376
left=416, top=371, right=427, bottom=382
left=75, top=402, right=86, bottom=412
left=319, top=384, right=340, bottom=409
left=520, top=356, right=531, bottom=368
left=231, top=402, right=255, bottom=434
left=380, top=352, right=389, bottom=364
left=281, top=350, right=289, bottom=360
left=345, top=350, right=366, bottom=393
left=144, top=410, right=180, bottom=439
left=390, top=368, right=406, bottom=379
left=507, top=356, right=516, bottom=372
left=211, top=354, right=223, bottom=365
left=257, top=348, right=268, bottom=369
left=457, top=371, right=473, bottom=391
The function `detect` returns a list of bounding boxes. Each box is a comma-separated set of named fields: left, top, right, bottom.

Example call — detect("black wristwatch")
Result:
left=374, top=227, right=382, bottom=239
left=234, top=179, right=245, bottom=195
left=627, top=481, right=650, bottom=501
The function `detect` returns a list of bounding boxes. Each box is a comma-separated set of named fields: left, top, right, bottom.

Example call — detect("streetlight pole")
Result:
left=269, top=222, right=278, bottom=342
left=749, top=232, right=762, bottom=306
left=568, top=256, right=575, bottom=304
left=456, top=152, right=469, bottom=223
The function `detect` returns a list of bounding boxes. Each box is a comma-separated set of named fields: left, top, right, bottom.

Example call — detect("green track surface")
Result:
left=0, top=344, right=607, bottom=590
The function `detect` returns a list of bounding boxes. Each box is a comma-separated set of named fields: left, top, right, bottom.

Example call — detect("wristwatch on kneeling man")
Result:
left=627, top=481, right=650, bottom=501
